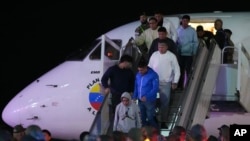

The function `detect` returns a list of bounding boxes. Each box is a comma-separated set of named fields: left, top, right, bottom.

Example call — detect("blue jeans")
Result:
left=159, top=82, right=171, bottom=122
left=138, top=100, right=159, bottom=129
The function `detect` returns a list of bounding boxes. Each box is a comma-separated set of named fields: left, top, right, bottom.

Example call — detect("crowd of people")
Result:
left=0, top=124, right=52, bottom=141
left=0, top=11, right=236, bottom=141
left=0, top=122, right=230, bottom=141
left=99, top=10, right=235, bottom=141
left=89, top=123, right=230, bottom=141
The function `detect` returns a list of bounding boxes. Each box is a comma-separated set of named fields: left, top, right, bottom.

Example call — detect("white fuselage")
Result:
left=2, top=11, right=250, bottom=140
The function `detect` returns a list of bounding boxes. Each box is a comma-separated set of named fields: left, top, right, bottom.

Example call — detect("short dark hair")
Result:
left=42, top=129, right=51, bottom=136
left=171, top=125, right=186, bottom=136
left=224, top=29, right=232, bottom=34
left=158, top=26, right=167, bottom=33
left=207, top=135, right=218, bottom=141
left=215, top=18, right=223, bottom=25
left=139, top=12, right=147, bottom=16
left=79, top=131, right=90, bottom=141
left=13, top=124, right=25, bottom=133
left=148, top=17, right=158, bottom=23
left=154, top=10, right=164, bottom=15
left=182, top=15, right=190, bottom=20
left=137, top=57, right=148, bottom=68
left=120, top=54, right=133, bottom=63
left=196, top=25, right=204, bottom=31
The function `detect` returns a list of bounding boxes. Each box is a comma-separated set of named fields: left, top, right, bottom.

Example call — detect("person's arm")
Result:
left=134, top=31, right=146, bottom=46
left=101, top=68, right=112, bottom=94
left=132, top=75, right=138, bottom=101
left=101, top=69, right=110, bottom=88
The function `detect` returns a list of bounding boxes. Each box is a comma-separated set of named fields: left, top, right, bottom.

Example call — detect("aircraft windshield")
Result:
left=65, top=39, right=122, bottom=61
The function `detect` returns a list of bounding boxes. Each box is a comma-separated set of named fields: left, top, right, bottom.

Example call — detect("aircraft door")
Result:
left=100, top=35, right=122, bottom=74
left=122, top=38, right=143, bottom=73
left=87, top=35, right=121, bottom=135
left=100, top=35, right=143, bottom=73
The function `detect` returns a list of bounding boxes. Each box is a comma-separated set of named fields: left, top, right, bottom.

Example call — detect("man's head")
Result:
left=214, top=18, right=223, bottom=31
left=148, top=17, right=158, bottom=30
left=79, top=131, right=90, bottom=141
left=196, top=25, right=204, bottom=37
left=127, top=128, right=144, bottom=141
left=181, top=15, right=190, bottom=28
left=171, top=125, right=186, bottom=141
left=218, top=124, right=230, bottom=141
left=42, top=129, right=52, bottom=141
left=13, top=124, right=25, bottom=141
left=154, top=11, right=164, bottom=23
left=119, top=54, right=133, bottom=69
left=13, top=124, right=25, bottom=134
left=224, top=29, right=232, bottom=39
left=158, top=26, right=168, bottom=39
left=190, top=124, right=207, bottom=141
left=158, top=39, right=169, bottom=54
left=137, top=57, right=148, bottom=75
left=139, top=12, right=148, bottom=24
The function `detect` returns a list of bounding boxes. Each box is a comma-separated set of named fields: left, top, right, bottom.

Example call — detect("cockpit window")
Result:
left=64, top=38, right=122, bottom=61
left=89, top=42, right=102, bottom=60
left=89, top=39, right=122, bottom=60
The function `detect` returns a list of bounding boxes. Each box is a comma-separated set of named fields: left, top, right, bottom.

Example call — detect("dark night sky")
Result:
left=1, top=1, right=249, bottom=130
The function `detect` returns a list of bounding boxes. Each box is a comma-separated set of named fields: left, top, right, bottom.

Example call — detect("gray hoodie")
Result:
left=113, top=92, right=142, bottom=133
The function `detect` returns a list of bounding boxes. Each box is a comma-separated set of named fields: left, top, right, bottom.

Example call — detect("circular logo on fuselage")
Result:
left=89, top=83, right=104, bottom=111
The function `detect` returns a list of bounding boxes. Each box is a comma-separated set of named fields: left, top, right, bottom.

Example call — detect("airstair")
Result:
left=160, top=39, right=250, bottom=136
left=88, top=36, right=250, bottom=138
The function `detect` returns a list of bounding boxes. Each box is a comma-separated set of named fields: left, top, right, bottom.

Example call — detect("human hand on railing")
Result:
left=104, top=88, right=110, bottom=95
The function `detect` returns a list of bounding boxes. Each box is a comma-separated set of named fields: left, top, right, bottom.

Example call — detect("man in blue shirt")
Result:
left=132, top=57, right=159, bottom=129
left=177, top=15, right=199, bottom=89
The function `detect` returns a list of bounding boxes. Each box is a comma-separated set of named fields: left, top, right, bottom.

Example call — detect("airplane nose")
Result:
left=2, top=94, right=26, bottom=127
left=2, top=99, right=22, bottom=127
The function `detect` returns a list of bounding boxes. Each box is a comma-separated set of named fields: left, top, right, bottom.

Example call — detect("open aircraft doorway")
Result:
left=189, top=22, right=215, bottom=34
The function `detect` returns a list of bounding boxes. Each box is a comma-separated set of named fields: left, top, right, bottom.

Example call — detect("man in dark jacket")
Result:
left=101, top=54, right=135, bottom=114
